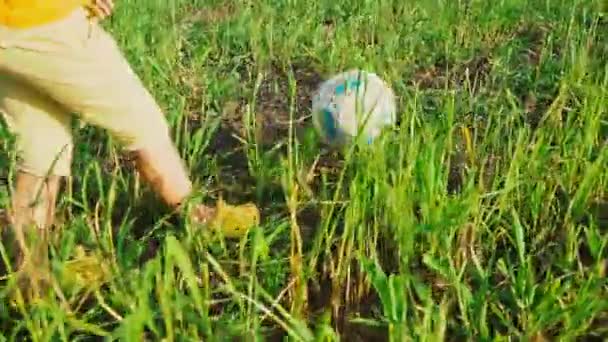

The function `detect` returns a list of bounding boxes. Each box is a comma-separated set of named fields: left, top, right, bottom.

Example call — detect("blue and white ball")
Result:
left=312, top=69, right=396, bottom=147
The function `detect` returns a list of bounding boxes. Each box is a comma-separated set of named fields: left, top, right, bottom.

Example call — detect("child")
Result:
left=0, top=0, right=258, bottom=294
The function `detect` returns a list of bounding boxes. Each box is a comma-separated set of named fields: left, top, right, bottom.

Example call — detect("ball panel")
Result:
left=322, top=109, right=338, bottom=140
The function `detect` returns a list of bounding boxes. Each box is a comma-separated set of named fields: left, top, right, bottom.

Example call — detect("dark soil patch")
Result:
left=513, top=22, right=561, bottom=128
left=305, top=241, right=395, bottom=340
left=204, top=59, right=327, bottom=207
left=447, top=119, right=502, bottom=194
left=514, top=22, right=553, bottom=66
left=228, top=60, right=324, bottom=147
left=410, top=52, right=492, bottom=92
left=589, top=199, right=608, bottom=232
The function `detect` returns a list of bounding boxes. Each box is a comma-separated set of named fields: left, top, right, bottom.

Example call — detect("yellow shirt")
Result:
left=0, top=0, right=89, bottom=28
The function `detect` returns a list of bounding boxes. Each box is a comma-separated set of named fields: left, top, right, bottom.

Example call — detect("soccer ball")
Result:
left=311, top=69, right=396, bottom=147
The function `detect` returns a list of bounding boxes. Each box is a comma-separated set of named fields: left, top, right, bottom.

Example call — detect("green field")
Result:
left=1, top=0, right=607, bottom=340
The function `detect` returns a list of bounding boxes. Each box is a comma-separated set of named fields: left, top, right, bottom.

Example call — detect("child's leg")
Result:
left=0, top=74, right=70, bottom=292
left=0, top=8, right=195, bottom=210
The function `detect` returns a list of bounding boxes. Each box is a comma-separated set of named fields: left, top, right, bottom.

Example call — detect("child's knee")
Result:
left=17, top=134, right=73, bottom=177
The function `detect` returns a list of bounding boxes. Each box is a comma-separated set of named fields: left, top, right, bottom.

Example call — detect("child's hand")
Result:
left=86, top=0, right=115, bottom=20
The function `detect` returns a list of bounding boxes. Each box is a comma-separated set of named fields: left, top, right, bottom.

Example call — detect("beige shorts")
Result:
left=0, top=8, right=172, bottom=177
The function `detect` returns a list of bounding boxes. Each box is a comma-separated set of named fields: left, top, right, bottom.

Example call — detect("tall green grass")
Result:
left=0, top=0, right=606, bottom=340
